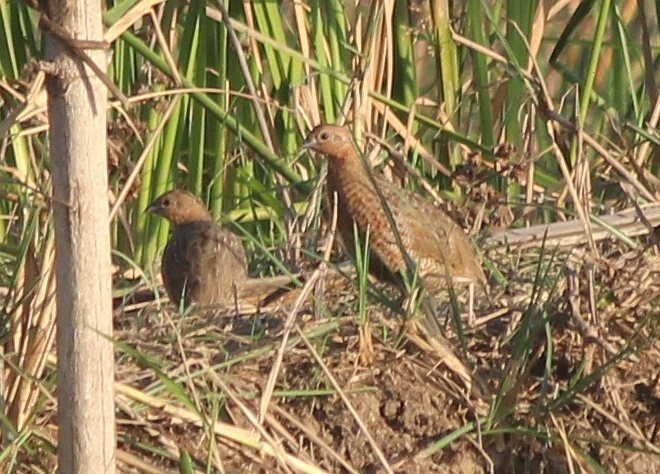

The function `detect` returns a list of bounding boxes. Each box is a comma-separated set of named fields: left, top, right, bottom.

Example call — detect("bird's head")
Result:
left=300, top=125, right=357, bottom=162
left=147, top=189, right=212, bottom=226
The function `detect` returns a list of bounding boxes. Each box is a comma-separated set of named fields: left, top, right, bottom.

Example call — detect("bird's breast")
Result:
left=326, top=166, right=407, bottom=274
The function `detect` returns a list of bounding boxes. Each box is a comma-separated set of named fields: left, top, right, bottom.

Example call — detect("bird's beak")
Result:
left=146, top=203, right=160, bottom=215
left=299, top=137, right=316, bottom=150
left=296, top=138, right=316, bottom=159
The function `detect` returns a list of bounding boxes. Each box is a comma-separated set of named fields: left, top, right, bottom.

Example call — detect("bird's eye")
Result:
left=319, top=131, right=329, bottom=141
left=162, top=198, right=171, bottom=207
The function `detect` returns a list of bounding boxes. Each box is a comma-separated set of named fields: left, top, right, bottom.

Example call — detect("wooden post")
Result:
left=45, top=0, right=116, bottom=471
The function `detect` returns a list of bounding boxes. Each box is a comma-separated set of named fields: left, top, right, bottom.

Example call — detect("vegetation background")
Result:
left=0, top=0, right=658, bottom=472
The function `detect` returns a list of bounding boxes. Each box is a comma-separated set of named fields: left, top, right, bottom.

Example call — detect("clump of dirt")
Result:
left=286, top=351, right=476, bottom=472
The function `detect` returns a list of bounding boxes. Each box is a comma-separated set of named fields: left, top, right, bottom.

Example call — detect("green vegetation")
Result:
left=0, top=0, right=658, bottom=471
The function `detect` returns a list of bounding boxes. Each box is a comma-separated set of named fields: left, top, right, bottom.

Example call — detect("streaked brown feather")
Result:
left=303, top=124, right=487, bottom=296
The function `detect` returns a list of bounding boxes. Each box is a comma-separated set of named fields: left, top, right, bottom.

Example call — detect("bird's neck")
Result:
left=171, top=208, right=213, bottom=226
left=327, top=146, right=369, bottom=179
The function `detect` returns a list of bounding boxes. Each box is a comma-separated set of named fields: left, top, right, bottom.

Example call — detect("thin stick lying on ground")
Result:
left=270, top=404, right=360, bottom=474
left=258, top=194, right=339, bottom=423
left=45, top=353, right=330, bottom=474
left=485, top=204, right=660, bottom=250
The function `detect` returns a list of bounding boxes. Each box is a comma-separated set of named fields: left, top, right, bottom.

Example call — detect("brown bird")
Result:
left=301, top=125, right=487, bottom=328
left=147, top=189, right=248, bottom=307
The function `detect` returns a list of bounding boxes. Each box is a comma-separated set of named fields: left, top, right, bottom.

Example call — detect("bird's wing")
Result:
left=336, top=174, right=409, bottom=277
left=192, top=223, right=248, bottom=304
left=376, top=179, right=486, bottom=286
left=330, top=166, right=485, bottom=288
left=204, top=225, right=248, bottom=279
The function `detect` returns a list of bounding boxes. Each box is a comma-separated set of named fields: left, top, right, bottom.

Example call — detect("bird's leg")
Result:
left=358, top=319, right=375, bottom=365
left=399, top=285, right=446, bottom=341
left=468, top=281, right=475, bottom=326
left=401, top=286, right=421, bottom=330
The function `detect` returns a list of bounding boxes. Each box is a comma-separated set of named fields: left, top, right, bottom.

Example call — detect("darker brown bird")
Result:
left=148, top=189, right=248, bottom=307
left=301, top=124, right=487, bottom=310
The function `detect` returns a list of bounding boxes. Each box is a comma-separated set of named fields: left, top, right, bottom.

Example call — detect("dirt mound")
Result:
left=16, top=241, right=659, bottom=473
